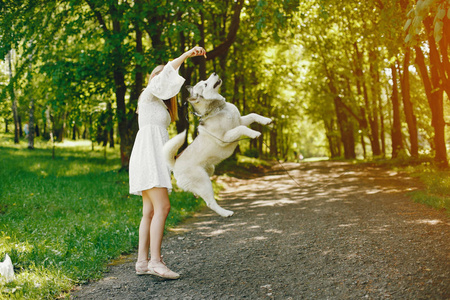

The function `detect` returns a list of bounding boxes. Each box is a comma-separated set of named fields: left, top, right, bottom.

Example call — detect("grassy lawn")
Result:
left=0, top=135, right=203, bottom=299
left=375, top=156, right=450, bottom=214
left=401, top=162, right=450, bottom=213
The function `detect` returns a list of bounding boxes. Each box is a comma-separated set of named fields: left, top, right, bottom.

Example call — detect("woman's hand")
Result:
left=187, top=46, right=207, bottom=58
left=171, top=46, right=207, bottom=70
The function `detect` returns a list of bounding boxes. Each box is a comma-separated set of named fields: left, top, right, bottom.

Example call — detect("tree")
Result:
left=6, top=51, right=20, bottom=144
left=27, top=46, right=35, bottom=149
left=391, top=62, right=404, bottom=158
left=404, top=0, right=449, bottom=167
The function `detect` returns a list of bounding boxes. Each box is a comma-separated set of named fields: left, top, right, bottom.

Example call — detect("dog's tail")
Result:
left=163, top=130, right=186, bottom=169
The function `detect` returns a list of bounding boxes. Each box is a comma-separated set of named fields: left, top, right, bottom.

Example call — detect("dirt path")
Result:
left=72, top=161, right=450, bottom=299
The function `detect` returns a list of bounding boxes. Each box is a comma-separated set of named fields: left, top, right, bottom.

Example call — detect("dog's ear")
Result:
left=186, top=85, right=194, bottom=96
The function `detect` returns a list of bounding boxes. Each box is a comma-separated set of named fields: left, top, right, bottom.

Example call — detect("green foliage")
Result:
left=215, top=154, right=271, bottom=178
left=2, top=0, right=446, bottom=169
left=0, top=136, right=203, bottom=299
left=243, top=148, right=260, bottom=158
left=0, top=0, right=309, bottom=166
left=237, top=154, right=271, bottom=168
left=404, top=0, right=449, bottom=44
left=252, top=0, right=299, bottom=41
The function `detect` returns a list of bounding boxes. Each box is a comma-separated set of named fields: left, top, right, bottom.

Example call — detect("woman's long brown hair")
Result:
left=164, top=96, right=178, bottom=122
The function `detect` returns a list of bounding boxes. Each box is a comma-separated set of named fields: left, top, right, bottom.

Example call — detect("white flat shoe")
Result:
left=136, top=260, right=153, bottom=275
left=148, top=258, right=180, bottom=280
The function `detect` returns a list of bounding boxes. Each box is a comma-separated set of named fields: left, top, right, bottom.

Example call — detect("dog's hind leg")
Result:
left=177, top=168, right=233, bottom=217
left=198, top=181, right=234, bottom=217
left=203, top=190, right=234, bottom=218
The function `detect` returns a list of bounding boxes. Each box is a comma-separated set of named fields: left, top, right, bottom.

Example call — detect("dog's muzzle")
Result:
left=213, top=79, right=222, bottom=89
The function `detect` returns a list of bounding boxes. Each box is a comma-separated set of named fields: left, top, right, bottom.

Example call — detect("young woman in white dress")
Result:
left=129, top=46, right=206, bottom=279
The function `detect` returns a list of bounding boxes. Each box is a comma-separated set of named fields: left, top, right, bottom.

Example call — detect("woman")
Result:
left=129, top=46, right=206, bottom=279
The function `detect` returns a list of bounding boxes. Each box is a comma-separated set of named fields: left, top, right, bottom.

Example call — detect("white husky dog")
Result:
left=163, top=73, right=272, bottom=217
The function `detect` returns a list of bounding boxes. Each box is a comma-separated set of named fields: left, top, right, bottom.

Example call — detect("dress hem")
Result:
left=130, top=185, right=172, bottom=196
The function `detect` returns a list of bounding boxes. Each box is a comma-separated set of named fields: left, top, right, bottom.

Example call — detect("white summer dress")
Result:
left=129, top=62, right=185, bottom=195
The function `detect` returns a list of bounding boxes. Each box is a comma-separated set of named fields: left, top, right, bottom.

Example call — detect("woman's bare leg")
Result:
left=136, top=187, right=178, bottom=278
left=137, top=190, right=154, bottom=267
left=146, top=187, right=171, bottom=260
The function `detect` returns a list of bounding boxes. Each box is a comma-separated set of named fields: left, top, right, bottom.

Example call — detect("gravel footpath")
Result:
left=72, top=161, right=450, bottom=299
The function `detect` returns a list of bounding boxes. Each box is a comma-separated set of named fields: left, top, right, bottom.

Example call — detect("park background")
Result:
left=1, top=0, right=450, bottom=298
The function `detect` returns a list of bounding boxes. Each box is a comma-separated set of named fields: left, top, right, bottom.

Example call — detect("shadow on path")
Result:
left=72, top=161, right=450, bottom=299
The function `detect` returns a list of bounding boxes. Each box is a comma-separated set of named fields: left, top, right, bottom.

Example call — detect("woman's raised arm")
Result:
left=170, top=46, right=206, bottom=70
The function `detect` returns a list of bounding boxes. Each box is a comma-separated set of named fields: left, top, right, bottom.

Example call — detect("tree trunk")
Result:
left=270, top=121, right=277, bottom=157
left=257, top=123, right=263, bottom=157
left=334, top=97, right=356, bottom=159
left=198, top=0, right=206, bottom=80
left=324, top=118, right=340, bottom=158
left=201, top=0, right=244, bottom=60
left=19, top=115, right=23, bottom=137
left=232, top=71, right=240, bottom=106
left=107, top=102, right=114, bottom=148
left=360, top=132, right=367, bottom=159
left=326, top=68, right=355, bottom=159
left=414, top=45, right=448, bottom=167
left=368, top=50, right=381, bottom=156
left=28, top=97, right=35, bottom=149
left=400, top=48, right=418, bottom=158
left=72, top=123, right=77, bottom=140
left=242, top=75, right=246, bottom=115
left=116, top=75, right=133, bottom=169
left=219, top=51, right=229, bottom=95
left=115, top=61, right=130, bottom=169
left=112, top=8, right=138, bottom=170
left=434, top=16, right=450, bottom=100
left=390, top=64, right=403, bottom=158
left=418, top=16, right=448, bottom=167
left=28, top=52, right=35, bottom=150
left=58, top=105, right=67, bottom=142
left=44, top=108, right=50, bottom=140
left=7, top=51, right=20, bottom=144
left=379, top=90, right=386, bottom=157
left=177, top=31, right=193, bottom=145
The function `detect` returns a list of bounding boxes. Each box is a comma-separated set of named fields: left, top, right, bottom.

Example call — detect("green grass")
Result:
left=400, top=162, right=450, bottom=213
left=0, top=135, right=203, bottom=299
left=365, top=155, right=450, bottom=214
left=215, top=154, right=272, bottom=178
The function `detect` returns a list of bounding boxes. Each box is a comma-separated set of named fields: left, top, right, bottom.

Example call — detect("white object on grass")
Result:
left=0, top=254, right=15, bottom=282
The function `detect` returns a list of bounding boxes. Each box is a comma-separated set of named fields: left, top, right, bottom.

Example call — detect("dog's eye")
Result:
left=205, top=83, right=207, bottom=87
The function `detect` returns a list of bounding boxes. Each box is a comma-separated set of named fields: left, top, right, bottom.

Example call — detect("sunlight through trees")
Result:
left=1, top=0, right=449, bottom=167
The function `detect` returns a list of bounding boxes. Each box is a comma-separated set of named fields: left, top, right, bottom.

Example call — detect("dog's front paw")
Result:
left=249, top=131, right=261, bottom=139
left=260, top=117, right=272, bottom=125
